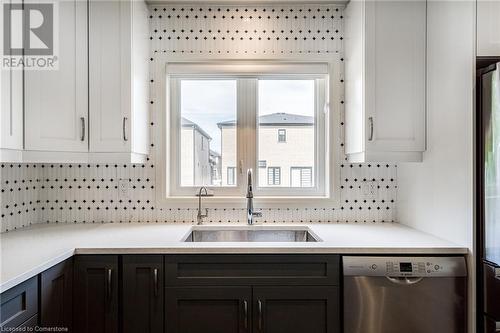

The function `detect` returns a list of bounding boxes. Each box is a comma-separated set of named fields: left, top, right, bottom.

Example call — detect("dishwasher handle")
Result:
left=386, top=276, right=424, bottom=285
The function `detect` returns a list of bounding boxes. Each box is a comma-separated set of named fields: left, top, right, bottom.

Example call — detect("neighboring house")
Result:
left=180, top=117, right=213, bottom=186
left=209, top=150, right=222, bottom=186
left=217, top=113, right=315, bottom=187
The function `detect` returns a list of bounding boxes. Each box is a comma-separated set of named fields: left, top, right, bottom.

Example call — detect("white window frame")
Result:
left=157, top=59, right=342, bottom=209
left=267, top=167, right=282, bottom=186
left=290, top=167, right=313, bottom=188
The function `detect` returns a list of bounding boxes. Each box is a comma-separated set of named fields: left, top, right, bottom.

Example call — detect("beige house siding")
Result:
left=180, top=127, right=211, bottom=186
left=221, top=127, right=237, bottom=186
left=257, top=126, right=314, bottom=187
left=220, top=125, right=314, bottom=187
left=193, top=130, right=211, bottom=185
left=180, top=128, right=194, bottom=186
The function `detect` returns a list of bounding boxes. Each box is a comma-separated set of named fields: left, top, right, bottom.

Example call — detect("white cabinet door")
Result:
left=1, top=0, right=23, bottom=153
left=24, top=0, right=88, bottom=152
left=477, top=0, right=500, bottom=56
left=364, top=0, right=426, bottom=153
left=89, top=0, right=131, bottom=153
left=345, top=0, right=426, bottom=163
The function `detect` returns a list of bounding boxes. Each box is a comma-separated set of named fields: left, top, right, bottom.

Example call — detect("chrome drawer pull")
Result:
left=243, top=300, right=248, bottom=329
left=123, top=117, right=128, bottom=141
left=153, top=268, right=159, bottom=297
left=80, top=117, right=85, bottom=141
left=368, top=116, right=374, bottom=141
left=258, top=299, right=263, bottom=331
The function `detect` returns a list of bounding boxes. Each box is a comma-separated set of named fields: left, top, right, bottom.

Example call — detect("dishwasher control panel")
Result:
left=343, top=256, right=467, bottom=277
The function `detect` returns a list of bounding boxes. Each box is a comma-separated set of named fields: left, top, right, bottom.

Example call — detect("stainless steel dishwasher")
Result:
left=343, top=256, right=467, bottom=333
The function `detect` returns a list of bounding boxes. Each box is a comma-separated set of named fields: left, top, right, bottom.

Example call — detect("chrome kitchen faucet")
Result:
left=196, top=187, right=212, bottom=225
left=246, top=169, right=262, bottom=225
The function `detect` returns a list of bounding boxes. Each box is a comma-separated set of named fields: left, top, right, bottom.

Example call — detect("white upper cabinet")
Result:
left=477, top=0, right=500, bottom=56
left=20, top=0, right=149, bottom=163
left=0, top=0, right=23, bottom=162
left=89, top=0, right=150, bottom=163
left=344, top=0, right=426, bottom=163
left=24, top=0, right=88, bottom=154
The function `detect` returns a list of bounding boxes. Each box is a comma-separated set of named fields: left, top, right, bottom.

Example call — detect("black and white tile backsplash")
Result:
left=0, top=4, right=397, bottom=233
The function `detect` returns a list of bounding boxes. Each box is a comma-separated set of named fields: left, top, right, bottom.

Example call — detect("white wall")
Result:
left=396, top=1, right=476, bottom=331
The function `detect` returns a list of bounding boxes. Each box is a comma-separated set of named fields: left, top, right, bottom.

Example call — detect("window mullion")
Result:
left=236, top=78, right=257, bottom=194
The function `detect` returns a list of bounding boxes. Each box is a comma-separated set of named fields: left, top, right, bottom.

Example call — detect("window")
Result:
left=290, top=167, right=313, bottom=187
left=176, top=80, right=237, bottom=189
left=167, top=63, right=330, bottom=198
left=257, top=80, right=317, bottom=190
left=268, top=167, right=281, bottom=186
left=277, top=129, right=287, bottom=142
left=227, top=167, right=236, bottom=186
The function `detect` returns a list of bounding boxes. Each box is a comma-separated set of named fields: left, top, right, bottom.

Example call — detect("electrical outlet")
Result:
left=118, top=178, right=130, bottom=199
left=362, top=181, right=378, bottom=199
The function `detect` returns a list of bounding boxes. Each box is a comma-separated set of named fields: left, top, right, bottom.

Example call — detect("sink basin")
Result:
left=183, top=227, right=321, bottom=242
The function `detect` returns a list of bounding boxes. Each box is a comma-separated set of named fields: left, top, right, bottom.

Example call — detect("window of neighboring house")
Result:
left=166, top=63, right=331, bottom=198
left=278, top=129, right=286, bottom=143
left=227, top=167, right=236, bottom=186
left=290, top=167, right=313, bottom=187
left=267, top=167, right=281, bottom=186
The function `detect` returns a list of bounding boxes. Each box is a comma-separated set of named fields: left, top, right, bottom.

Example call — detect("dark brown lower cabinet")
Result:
left=252, top=286, right=340, bottom=333
left=73, top=255, right=119, bottom=333
left=165, top=287, right=252, bottom=333
left=0, top=276, right=38, bottom=330
left=40, top=258, right=73, bottom=331
left=0, top=254, right=340, bottom=333
left=122, top=255, right=164, bottom=333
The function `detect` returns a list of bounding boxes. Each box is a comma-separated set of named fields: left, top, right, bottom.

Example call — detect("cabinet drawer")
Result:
left=165, top=255, right=339, bottom=286
left=0, top=276, right=38, bottom=329
left=18, top=315, right=38, bottom=329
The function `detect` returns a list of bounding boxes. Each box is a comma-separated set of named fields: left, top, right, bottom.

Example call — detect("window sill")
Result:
left=158, top=196, right=339, bottom=209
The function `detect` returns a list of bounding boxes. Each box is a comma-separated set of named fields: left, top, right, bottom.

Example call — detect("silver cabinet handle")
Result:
left=107, top=268, right=113, bottom=306
left=243, top=300, right=248, bottom=330
left=368, top=116, right=374, bottom=141
left=153, top=268, right=159, bottom=297
left=258, top=299, right=263, bottom=331
left=80, top=117, right=85, bottom=141
left=123, top=117, right=128, bottom=141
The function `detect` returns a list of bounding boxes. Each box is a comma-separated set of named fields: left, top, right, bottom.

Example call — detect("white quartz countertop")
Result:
left=0, top=222, right=467, bottom=292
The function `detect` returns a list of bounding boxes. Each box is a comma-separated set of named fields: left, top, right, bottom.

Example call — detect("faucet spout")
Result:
left=246, top=169, right=262, bottom=225
left=246, top=169, right=253, bottom=198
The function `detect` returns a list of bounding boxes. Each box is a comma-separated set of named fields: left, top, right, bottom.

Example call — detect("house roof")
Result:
left=209, top=149, right=221, bottom=157
left=217, top=113, right=314, bottom=128
left=181, top=117, right=212, bottom=140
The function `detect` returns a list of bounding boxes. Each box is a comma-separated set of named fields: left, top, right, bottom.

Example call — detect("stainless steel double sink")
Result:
left=183, top=226, right=321, bottom=243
